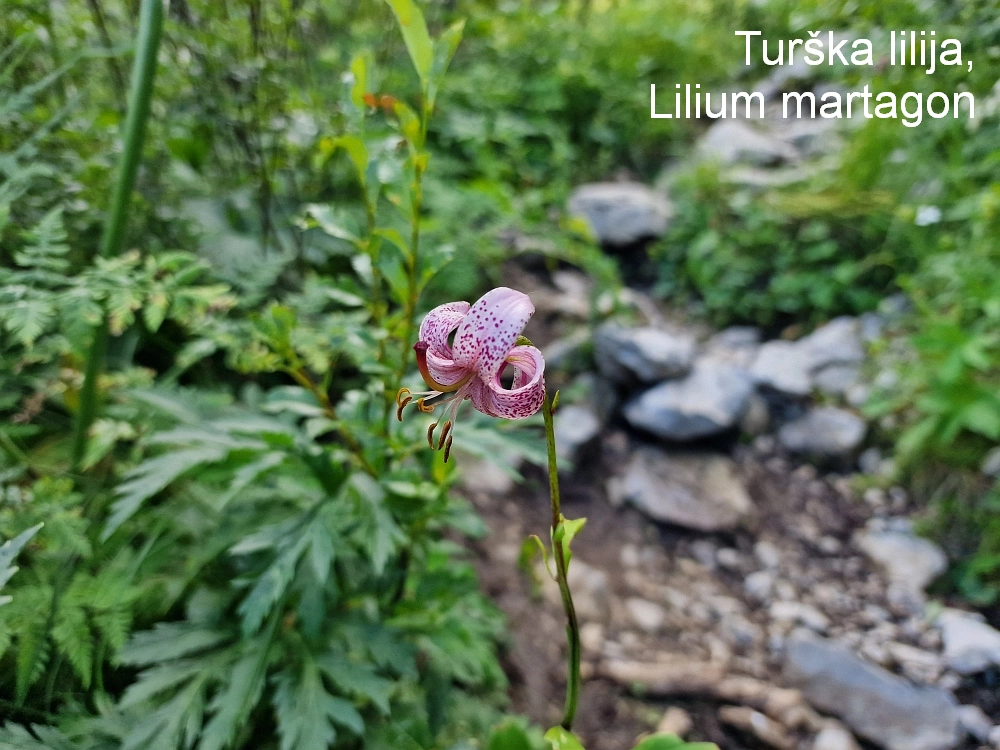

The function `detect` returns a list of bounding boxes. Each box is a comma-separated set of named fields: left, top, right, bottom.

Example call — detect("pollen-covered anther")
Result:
left=417, top=398, right=435, bottom=413
left=396, top=388, right=413, bottom=421
left=426, top=421, right=438, bottom=449
left=443, top=435, right=454, bottom=463
left=436, top=420, right=453, bottom=450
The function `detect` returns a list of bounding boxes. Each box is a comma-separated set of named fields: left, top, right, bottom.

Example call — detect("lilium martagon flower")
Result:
left=396, top=287, right=545, bottom=461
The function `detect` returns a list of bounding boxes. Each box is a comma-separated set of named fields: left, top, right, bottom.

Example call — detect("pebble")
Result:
left=657, top=706, right=693, bottom=737
left=626, top=597, right=666, bottom=633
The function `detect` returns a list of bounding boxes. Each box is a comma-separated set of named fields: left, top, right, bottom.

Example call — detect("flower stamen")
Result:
left=443, top=435, right=454, bottom=463
left=417, top=398, right=435, bottom=413
left=426, top=421, right=438, bottom=448
left=437, top=420, right=453, bottom=450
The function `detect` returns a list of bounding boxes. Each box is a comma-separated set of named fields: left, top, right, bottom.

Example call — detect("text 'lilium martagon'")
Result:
left=397, top=287, right=545, bottom=460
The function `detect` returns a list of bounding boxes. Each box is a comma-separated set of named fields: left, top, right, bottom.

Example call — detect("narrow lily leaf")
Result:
left=392, top=99, right=422, bottom=150
left=334, top=136, right=369, bottom=190
left=552, top=515, right=587, bottom=568
left=544, top=726, right=585, bottom=750
left=349, top=52, right=369, bottom=109
left=384, top=0, right=433, bottom=87
left=427, top=20, right=464, bottom=112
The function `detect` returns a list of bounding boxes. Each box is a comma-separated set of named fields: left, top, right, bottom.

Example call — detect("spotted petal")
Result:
left=468, top=345, right=545, bottom=420
left=452, top=287, right=534, bottom=382
left=418, top=300, right=471, bottom=387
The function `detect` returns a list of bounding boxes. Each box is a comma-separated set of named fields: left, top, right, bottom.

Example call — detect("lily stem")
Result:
left=541, top=389, right=581, bottom=732
left=71, top=0, right=162, bottom=470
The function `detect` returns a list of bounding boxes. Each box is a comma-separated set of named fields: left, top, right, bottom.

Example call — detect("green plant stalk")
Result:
left=72, top=0, right=163, bottom=469
left=542, top=390, right=581, bottom=731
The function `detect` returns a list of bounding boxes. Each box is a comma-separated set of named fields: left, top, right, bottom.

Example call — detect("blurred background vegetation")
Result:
left=1, top=0, right=999, bottom=746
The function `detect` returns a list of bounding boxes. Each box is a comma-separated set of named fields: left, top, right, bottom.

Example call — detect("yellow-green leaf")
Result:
left=384, top=0, right=433, bottom=86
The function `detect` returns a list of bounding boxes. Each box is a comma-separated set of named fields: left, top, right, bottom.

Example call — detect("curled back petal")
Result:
left=468, top=345, right=545, bottom=420
left=452, top=287, right=534, bottom=382
left=419, top=301, right=471, bottom=358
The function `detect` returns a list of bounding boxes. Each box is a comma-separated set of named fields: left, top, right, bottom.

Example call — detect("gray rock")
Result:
left=988, top=725, right=1000, bottom=748
left=785, top=635, right=960, bottom=750
left=813, top=363, right=861, bottom=396
left=745, top=570, right=775, bottom=602
left=567, top=182, right=672, bottom=245
left=554, top=405, right=601, bottom=466
left=740, top=392, right=771, bottom=436
left=626, top=598, right=666, bottom=633
left=856, top=524, right=946, bottom=597
left=770, top=601, right=830, bottom=633
left=956, top=704, right=993, bottom=742
left=750, top=317, right=864, bottom=396
left=779, top=407, right=866, bottom=457
left=801, top=316, right=865, bottom=367
left=623, top=362, right=754, bottom=440
left=701, top=326, right=761, bottom=369
left=981, top=446, right=1000, bottom=477
left=699, top=121, right=798, bottom=166
left=750, top=339, right=814, bottom=396
left=937, top=608, right=1000, bottom=674
left=594, top=323, right=695, bottom=384
left=617, top=448, right=753, bottom=532
left=812, top=722, right=862, bottom=750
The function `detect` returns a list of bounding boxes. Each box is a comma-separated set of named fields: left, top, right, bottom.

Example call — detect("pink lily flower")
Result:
left=397, top=287, right=546, bottom=460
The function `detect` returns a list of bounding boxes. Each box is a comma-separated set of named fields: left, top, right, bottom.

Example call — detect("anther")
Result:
left=417, top=398, right=435, bottom=413
left=426, top=421, right=438, bottom=449
left=443, top=435, right=454, bottom=463
left=437, top=420, right=453, bottom=450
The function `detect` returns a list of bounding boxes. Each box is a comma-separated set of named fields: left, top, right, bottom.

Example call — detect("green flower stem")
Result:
left=72, top=0, right=163, bottom=469
left=542, top=389, right=581, bottom=731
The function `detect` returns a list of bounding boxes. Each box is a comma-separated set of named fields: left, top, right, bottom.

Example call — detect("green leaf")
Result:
left=349, top=52, right=369, bottom=109
left=103, top=443, right=228, bottom=540
left=274, top=659, right=364, bottom=750
left=544, top=726, right=585, bottom=750
left=118, top=622, right=228, bottom=666
left=51, top=600, right=93, bottom=688
left=631, top=735, right=718, bottom=750
left=334, top=136, right=369, bottom=188
left=200, top=642, right=269, bottom=750
left=488, top=721, right=533, bottom=750
left=317, top=653, right=392, bottom=714
left=384, top=0, right=433, bottom=86
left=427, top=20, right=464, bottom=112
left=392, top=99, right=423, bottom=149
left=237, top=534, right=309, bottom=637
left=553, top=515, right=587, bottom=568
left=0, top=523, right=42, bottom=602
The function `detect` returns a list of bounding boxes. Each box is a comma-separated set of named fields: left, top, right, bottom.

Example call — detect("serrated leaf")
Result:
left=274, top=659, right=364, bottom=750
left=237, top=534, right=309, bottom=637
left=317, top=653, right=392, bottom=714
left=51, top=600, right=93, bottom=688
left=199, top=642, right=269, bottom=750
left=0, top=524, right=42, bottom=596
left=103, top=444, right=228, bottom=540
left=118, top=623, right=228, bottom=666
left=119, top=661, right=203, bottom=709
